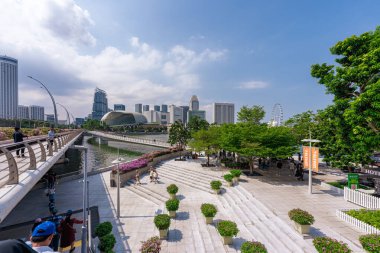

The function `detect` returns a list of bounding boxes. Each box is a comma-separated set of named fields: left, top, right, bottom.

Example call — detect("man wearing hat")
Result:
left=29, top=221, right=59, bottom=253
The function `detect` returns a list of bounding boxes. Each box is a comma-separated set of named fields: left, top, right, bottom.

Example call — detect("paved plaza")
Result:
left=0, top=158, right=367, bottom=252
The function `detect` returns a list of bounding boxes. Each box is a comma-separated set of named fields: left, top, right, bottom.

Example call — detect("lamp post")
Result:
left=302, top=132, right=321, bottom=194
left=27, top=76, right=58, bottom=126
left=112, top=156, right=125, bottom=218
left=56, top=103, right=71, bottom=126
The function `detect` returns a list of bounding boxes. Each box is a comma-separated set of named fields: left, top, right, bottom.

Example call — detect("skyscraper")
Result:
left=135, top=104, right=142, bottom=113
left=154, top=105, right=160, bottom=111
left=189, top=95, right=199, bottom=111
left=143, top=105, right=150, bottom=112
left=169, top=105, right=184, bottom=123
left=114, top=104, right=126, bottom=111
left=161, top=104, right=168, bottom=113
left=17, top=105, right=29, bottom=119
left=91, top=88, right=108, bottom=120
left=29, top=105, right=44, bottom=121
left=0, top=56, right=18, bottom=119
left=213, top=103, right=235, bottom=124
left=180, top=106, right=189, bottom=124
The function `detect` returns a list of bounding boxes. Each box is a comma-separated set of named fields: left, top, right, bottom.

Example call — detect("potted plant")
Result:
left=224, top=174, right=234, bottom=187
left=95, top=221, right=113, bottom=237
left=216, top=220, right=239, bottom=245
left=166, top=199, right=180, bottom=218
left=201, top=203, right=217, bottom=224
left=210, top=180, right=222, bottom=194
left=154, top=214, right=171, bottom=239
left=313, top=237, right=351, bottom=253
left=230, top=169, right=242, bottom=184
left=288, top=208, right=314, bottom=234
left=95, top=221, right=115, bottom=252
left=241, top=241, right=267, bottom=253
left=359, top=234, right=380, bottom=253
left=140, top=236, right=161, bottom=253
left=167, top=184, right=179, bottom=199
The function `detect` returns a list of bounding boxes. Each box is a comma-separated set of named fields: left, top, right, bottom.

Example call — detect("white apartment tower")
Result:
left=29, top=105, right=44, bottom=121
left=169, top=105, right=184, bottom=124
left=213, top=103, right=235, bottom=124
left=17, top=105, right=29, bottom=119
left=0, top=56, right=18, bottom=119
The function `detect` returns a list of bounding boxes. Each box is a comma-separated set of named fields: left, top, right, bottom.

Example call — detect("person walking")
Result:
left=29, top=221, right=59, bottom=253
left=59, top=210, right=82, bottom=253
left=13, top=127, right=28, bottom=158
left=47, top=172, right=56, bottom=190
left=135, top=170, right=141, bottom=185
left=47, top=127, right=55, bottom=150
left=153, top=169, right=159, bottom=184
left=48, top=209, right=63, bottom=251
left=149, top=167, right=154, bottom=183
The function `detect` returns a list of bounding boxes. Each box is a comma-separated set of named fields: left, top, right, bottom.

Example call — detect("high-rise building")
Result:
left=135, top=104, right=142, bottom=113
left=0, top=56, right=18, bottom=119
left=29, top=105, right=44, bottom=121
left=154, top=105, right=160, bottom=111
left=91, top=88, right=108, bottom=120
left=213, top=103, right=235, bottom=124
left=188, top=110, right=206, bottom=121
left=46, top=114, right=55, bottom=123
left=159, top=112, right=170, bottom=125
left=17, top=105, right=29, bottom=119
left=180, top=106, right=189, bottom=124
left=189, top=95, right=199, bottom=111
left=143, top=105, right=150, bottom=112
left=161, top=104, right=168, bottom=113
left=114, top=104, right=125, bottom=111
left=169, top=105, right=184, bottom=124
left=75, top=118, right=85, bottom=126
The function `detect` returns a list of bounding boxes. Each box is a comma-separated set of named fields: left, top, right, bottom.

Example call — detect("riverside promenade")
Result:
left=0, top=158, right=365, bottom=252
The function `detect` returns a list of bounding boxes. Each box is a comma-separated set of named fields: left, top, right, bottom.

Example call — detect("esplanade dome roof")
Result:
left=101, top=111, right=148, bottom=126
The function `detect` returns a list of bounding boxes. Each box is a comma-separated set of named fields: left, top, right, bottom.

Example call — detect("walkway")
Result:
left=0, top=158, right=366, bottom=252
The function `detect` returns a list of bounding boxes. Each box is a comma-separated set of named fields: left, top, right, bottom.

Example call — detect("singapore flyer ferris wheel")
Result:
left=269, top=103, right=284, bottom=126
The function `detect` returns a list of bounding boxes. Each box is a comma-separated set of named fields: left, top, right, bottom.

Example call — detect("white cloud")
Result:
left=0, top=0, right=227, bottom=118
left=238, top=81, right=269, bottom=89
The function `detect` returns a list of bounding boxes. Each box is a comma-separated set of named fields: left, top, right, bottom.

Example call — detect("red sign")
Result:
left=302, top=146, right=319, bottom=172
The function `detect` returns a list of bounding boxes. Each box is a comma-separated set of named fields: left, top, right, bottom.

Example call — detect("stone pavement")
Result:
left=0, top=157, right=367, bottom=252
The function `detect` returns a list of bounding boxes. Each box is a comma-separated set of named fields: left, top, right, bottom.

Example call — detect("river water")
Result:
left=51, top=133, right=168, bottom=176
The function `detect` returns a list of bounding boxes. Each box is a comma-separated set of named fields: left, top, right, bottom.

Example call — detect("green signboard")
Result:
left=348, top=173, right=359, bottom=190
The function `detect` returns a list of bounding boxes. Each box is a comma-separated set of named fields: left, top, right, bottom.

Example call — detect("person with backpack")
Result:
left=48, top=209, right=63, bottom=251
left=13, top=127, right=28, bottom=158
left=59, top=210, right=82, bottom=253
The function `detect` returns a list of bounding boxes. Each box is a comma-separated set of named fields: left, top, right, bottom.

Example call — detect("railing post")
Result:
left=53, top=139, right=58, bottom=152
left=0, top=147, right=19, bottom=185
left=24, top=143, right=36, bottom=170
left=57, top=137, right=62, bottom=149
left=37, top=140, right=46, bottom=162
left=48, top=139, right=53, bottom=156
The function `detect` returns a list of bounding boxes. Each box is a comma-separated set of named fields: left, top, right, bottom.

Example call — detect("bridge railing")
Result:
left=0, top=131, right=82, bottom=188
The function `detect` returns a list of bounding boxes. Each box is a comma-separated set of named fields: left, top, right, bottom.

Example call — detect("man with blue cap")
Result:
left=29, top=221, right=59, bottom=253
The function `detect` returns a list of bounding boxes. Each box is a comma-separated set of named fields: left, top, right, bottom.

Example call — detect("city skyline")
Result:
left=0, top=1, right=379, bottom=122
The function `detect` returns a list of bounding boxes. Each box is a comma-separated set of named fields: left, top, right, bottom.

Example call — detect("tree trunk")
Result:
left=207, top=154, right=210, bottom=166
left=250, top=157, right=254, bottom=175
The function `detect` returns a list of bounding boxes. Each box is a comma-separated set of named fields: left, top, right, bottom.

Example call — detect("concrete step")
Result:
left=157, top=169, right=212, bottom=193
left=126, top=180, right=168, bottom=203
left=158, top=162, right=221, bottom=181
left=122, top=181, right=162, bottom=206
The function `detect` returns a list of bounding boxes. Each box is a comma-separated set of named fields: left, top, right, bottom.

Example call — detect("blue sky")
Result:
left=1, top=0, right=379, bottom=122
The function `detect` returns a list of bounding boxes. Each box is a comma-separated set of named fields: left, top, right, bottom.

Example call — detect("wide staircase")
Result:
left=155, top=160, right=316, bottom=253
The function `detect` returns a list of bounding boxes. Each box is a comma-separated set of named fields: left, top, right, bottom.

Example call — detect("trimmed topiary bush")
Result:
left=98, top=234, right=116, bottom=252
left=166, top=199, right=180, bottom=212
left=95, top=221, right=113, bottom=238
left=359, top=234, right=380, bottom=253
left=224, top=174, right=234, bottom=182
left=154, top=214, right=171, bottom=230
left=241, top=241, right=267, bottom=253
left=217, top=220, right=239, bottom=237
left=167, top=184, right=179, bottom=195
left=140, top=236, right=161, bottom=253
left=288, top=208, right=315, bottom=225
left=210, top=180, right=222, bottom=190
left=201, top=203, right=217, bottom=217
left=230, top=169, right=242, bottom=178
left=313, top=237, right=351, bottom=253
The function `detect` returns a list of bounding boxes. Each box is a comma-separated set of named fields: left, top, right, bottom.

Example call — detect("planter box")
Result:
left=227, top=181, right=233, bottom=187
left=293, top=222, right=310, bottom=234
left=320, top=181, right=344, bottom=195
left=337, top=208, right=380, bottom=234
left=233, top=177, right=239, bottom=184
left=169, top=211, right=176, bottom=218
left=169, top=193, right=176, bottom=200
left=159, top=229, right=168, bottom=239
left=222, top=236, right=233, bottom=245
left=205, top=217, right=213, bottom=224
left=214, top=189, right=221, bottom=194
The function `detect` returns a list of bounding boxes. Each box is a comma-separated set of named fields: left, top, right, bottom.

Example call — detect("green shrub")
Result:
left=345, top=209, right=380, bottom=229
left=95, top=221, right=113, bottom=238
left=217, top=220, right=239, bottom=237
left=210, top=180, right=222, bottom=190
left=166, top=184, right=179, bottom=195
left=288, top=208, right=314, bottom=225
left=224, top=174, right=234, bottom=182
left=140, top=236, right=161, bottom=253
left=241, top=241, right=267, bottom=253
left=359, top=234, right=380, bottom=253
left=230, top=169, right=242, bottom=178
left=313, top=237, right=351, bottom=253
left=166, top=199, right=180, bottom=211
left=201, top=203, right=217, bottom=218
left=98, top=234, right=116, bottom=252
left=154, top=214, right=171, bottom=230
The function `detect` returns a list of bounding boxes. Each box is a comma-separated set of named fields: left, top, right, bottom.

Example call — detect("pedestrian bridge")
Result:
left=0, top=130, right=83, bottom=223
left=88, top=131, right=172, bottom=148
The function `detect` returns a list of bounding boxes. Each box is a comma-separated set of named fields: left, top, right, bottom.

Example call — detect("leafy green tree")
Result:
left=82, top=119, right=106, bottom=131
left=311, top=26, right=380, bottom=166
left=189, top=126, right=221, bottom=166
left=168, top=121, right=191, bottom=159
left=187, top=116, right=209, bottom=136
left=237, top=105, right=265, bottom=124
left=285, top=111, right=317, bottom=143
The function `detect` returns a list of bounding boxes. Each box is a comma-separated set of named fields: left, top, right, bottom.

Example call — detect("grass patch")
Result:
left=327, top=181, right=371, bottom=190
left=87, top=137, right=143, bottom=156
left=345, top=209, right=380, bottom=230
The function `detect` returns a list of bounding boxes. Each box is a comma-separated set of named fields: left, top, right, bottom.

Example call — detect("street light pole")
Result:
left=112, top=155, right=125, bottom=218
left=27, top=76, right=58, bottom=126
left=56, top=103, right=71, bottom=127
left=302, top=131, right=321, bottom=194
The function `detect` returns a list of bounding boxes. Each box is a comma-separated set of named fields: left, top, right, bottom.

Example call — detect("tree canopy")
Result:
left=168, top=121, right=191, bottom=151
left=187, top=116, right=209, bottom=136
left=284, top=110, right=317, bottom=143
left=237, top=105, right=265, bottom=124
left=189, top=125, right=221, bottom=165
